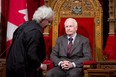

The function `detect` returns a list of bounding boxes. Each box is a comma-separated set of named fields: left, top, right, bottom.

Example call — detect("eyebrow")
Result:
left=65, top=25, right=74, bottom=26
left=45, top=19, right=52, bottom=23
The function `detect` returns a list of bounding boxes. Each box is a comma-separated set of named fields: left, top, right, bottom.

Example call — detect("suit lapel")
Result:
left=62, top=35, right=68, bottom=53
left=70, top=34, right=80, bottom=55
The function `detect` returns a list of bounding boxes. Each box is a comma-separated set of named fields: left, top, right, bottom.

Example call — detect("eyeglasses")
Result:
left=45, top=19, right=52, bottom=25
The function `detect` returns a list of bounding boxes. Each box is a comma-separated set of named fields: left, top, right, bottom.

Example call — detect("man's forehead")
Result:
left=47, top=17, right=53, bottom=21
left=65, top=20, right=74, bottom=25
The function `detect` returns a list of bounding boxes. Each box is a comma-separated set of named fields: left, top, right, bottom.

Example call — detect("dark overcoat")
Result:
left=6, top=21, right=46, bottom=77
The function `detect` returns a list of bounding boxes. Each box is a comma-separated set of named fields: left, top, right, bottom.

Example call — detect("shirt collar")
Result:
left=67, top=33, right=77, bottom=40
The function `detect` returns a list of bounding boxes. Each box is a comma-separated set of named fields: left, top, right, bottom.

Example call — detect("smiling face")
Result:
left=64, top=18, right=78, bottom=36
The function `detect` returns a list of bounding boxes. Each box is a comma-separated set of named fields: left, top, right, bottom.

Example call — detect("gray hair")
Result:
left=32, top=5, right=54, bottom=23
left=64, top=18, right=78, bottom=27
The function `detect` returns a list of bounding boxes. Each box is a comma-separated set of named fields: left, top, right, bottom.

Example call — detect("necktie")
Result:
left=67, top=37, right=73, bottom=57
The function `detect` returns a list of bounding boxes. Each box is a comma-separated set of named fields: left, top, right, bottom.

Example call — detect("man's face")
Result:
left=41, top=17, right=53, bottom=28
left=64, top=20, right=77, bottom=36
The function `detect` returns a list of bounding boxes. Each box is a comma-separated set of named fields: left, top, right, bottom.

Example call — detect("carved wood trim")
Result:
left=97, top=61, right=116, bottom=69
left=108, top=0, right=116, bottom=35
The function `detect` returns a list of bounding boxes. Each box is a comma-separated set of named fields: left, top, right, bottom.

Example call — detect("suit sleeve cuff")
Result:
left=58, top=61, right=63, bottom=66
left=72, top=62, right=76, bottom=67
left=40, top=63, right=43, bottom=68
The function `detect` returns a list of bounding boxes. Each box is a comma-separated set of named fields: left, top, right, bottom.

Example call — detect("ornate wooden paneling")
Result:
left=97, top=61, right=116, bottom=69
left=0, top=59, right=6, bottom=77
left=87, top=69, right=116, bottom=77
left=108, top=0, right=116, bottom=35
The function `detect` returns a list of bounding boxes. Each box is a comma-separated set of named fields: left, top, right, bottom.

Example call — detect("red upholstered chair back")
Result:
left=58, top=18, right=95, bottom=59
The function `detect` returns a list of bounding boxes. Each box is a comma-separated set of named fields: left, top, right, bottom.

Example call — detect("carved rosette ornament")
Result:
left=72, top=6, right=82, bottom=15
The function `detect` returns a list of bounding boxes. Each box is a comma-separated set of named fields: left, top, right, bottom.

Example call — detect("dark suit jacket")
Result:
left=50, top=34, right=92, bottom=68
left=6, top=20, right=46, bottom=77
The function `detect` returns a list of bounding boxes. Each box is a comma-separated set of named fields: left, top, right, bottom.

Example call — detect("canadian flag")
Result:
left=6, top=0, right=28, bottom=56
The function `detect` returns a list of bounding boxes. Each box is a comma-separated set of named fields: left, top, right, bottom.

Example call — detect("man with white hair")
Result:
left=46, top=18, right=92, bottom=77
left=6, top=5, right=54, bottom=77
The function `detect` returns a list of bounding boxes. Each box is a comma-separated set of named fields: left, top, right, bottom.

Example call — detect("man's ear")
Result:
left=76, top=27, right=78, bottom=31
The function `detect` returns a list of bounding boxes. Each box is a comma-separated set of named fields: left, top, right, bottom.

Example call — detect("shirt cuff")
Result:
left=58, top=61, right=63, bottom=66
left=72, top=62, right=76, bottom=67
left=40, top=64, right=43, bottom=68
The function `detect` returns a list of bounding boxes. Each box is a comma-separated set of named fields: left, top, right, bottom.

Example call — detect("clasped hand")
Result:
left=41, top=64, right=47, bottom=71
left=61, top=60, right=73, bottom=70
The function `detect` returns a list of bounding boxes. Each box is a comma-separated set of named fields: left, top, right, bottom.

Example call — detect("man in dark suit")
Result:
left=6, top=5, right=54, bottom=77
left=46, top=18, right=92, bottom=77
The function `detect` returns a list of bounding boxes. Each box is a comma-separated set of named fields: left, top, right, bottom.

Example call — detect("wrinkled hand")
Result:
left=41, top=64, right=47, bottom=71
left=61, top=60, right=69, bottom=69
left=61, top=60, right=73, bottom=70
left=65, top=62, right=73, bottom=70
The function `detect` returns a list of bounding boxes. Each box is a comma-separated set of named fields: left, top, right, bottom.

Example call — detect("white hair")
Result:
left=32, top=5, right=54, bottom=23
left=64, top=18, right=78, bottom=27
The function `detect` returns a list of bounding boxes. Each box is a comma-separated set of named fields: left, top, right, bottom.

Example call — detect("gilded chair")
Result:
left=51, top=0, right=103, bottom=60
left=43, top=0, right=103, bottom=77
